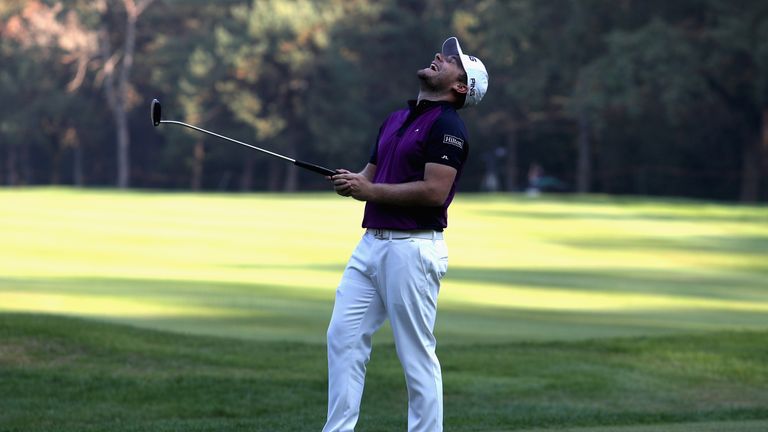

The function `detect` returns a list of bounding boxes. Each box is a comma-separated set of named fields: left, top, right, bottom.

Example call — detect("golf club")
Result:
left=151, top=99, right=336, bottom=177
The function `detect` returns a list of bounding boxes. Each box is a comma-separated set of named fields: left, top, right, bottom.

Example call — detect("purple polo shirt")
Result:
left=362, top=99, right=469, bottom=231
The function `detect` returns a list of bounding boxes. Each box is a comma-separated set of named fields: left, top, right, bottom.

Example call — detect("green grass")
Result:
left=1, top=188, right=767, bottom=430
left=2, top=314, right=768, bottom=431
left=1, top=188, right=766, bottom=343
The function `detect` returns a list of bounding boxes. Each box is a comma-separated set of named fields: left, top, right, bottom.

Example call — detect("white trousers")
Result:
left=323, top=231, right=448, bottom=432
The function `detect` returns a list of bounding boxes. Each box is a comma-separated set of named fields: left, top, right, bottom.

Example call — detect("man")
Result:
left=323, top=37, right=488, bottom=432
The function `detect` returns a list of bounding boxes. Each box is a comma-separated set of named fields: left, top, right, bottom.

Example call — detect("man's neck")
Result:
left=417, top=89, right=455, bottom=105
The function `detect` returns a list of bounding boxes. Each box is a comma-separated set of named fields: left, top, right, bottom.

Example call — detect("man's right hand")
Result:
left=330, top=169, right=352, bottom=197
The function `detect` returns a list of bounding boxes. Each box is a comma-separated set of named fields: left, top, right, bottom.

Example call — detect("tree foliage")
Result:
left=1, top=0, right=766, bottom=201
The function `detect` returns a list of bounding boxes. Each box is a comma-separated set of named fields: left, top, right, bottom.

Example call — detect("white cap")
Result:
left=442, top=36, right=489, bottom=108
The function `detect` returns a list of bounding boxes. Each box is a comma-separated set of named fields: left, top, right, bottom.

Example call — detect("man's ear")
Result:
left=453, top=82, right=469, bottom=95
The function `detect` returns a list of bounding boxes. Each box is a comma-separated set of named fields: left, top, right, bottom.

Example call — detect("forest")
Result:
left=1, top=0, right=767, bottom=201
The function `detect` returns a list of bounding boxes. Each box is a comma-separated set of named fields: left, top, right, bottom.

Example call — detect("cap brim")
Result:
left=442, top=37, right=464, bottom=58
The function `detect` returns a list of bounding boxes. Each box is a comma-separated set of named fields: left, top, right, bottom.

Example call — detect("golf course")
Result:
left=1, top=188, right=767, bottom=431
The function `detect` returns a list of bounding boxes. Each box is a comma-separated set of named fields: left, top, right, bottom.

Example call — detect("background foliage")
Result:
left=2, top=0, right=767, bottom=201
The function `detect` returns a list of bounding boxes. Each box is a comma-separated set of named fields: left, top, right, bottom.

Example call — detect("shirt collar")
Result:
left=407, top=99, right=455, bottom=114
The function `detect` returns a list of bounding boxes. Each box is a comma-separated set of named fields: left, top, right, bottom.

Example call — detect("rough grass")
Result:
left=1, top=314, right=767, bottom=431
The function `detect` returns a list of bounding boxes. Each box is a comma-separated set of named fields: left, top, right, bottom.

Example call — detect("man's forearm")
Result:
left=369, top=181, right=446, bottom=207
left=333, top=163, right=455, bottom=206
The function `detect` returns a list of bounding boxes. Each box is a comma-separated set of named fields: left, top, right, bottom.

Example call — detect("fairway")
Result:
left=1, top=188, right=768, bottom=431
left=1, top=188, right=766, bottom=343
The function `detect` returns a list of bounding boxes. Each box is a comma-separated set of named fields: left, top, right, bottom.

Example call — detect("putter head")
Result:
left=151, top=99, right=162, bottom=127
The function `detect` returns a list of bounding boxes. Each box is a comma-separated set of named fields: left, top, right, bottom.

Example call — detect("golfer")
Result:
left=323, top=37, right=488, bottom=432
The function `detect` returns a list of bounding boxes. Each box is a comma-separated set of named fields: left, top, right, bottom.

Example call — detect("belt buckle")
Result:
left=373, top=229, right=386, bottom=239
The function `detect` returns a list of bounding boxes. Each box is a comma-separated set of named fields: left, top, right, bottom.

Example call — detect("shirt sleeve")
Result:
left=424, top=113, right=469, bottom=170
left=369, top=123, right=384, bottom=165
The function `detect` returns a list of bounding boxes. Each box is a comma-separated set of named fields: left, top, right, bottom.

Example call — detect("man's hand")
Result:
left=332, top=171, right=376, bottom=201
left=329, top=169, right=351, bottom=197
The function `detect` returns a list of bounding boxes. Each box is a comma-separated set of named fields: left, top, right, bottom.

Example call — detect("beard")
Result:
left=417, top=68, right=440, bottom=91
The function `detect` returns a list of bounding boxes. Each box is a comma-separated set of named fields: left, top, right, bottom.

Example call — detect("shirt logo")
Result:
left=443, top=134, right=464, bottom=149
left=441, top=155, right=449, bottom=160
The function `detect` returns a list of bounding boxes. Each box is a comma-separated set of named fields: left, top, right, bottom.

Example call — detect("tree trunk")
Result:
left=116, top=109, right=130, bottom=188
left=267, top=159, right=281, bottom=191
left=73, top=142, right=84, bottom=186
left=576, top=111, right=592, bottom=193
left=101, top=0, right=154, bottom=189
left=5, top=141, right=18, bottom=186
left=20, top=140, right=31, bottom=185
left=51, top=143, right=62, bottom=185
left=284, top=167, right=298, bottom=192
left=283, top=140, right=298, bottom=191
left=240, top=152, right=254, bottom=191
left=504, top=129, right=518, bottom=192
left=191, top=139, right=205, bottom=191
left=761, top=108, right=768, bottom=201
left=739, top=132, right=760, bottom=203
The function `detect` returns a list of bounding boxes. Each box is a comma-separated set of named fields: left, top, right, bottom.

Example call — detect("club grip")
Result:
left=294, top=159, right=336, bottom=176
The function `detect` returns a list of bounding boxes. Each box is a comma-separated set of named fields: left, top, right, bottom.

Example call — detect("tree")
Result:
left=211, top=0, right=354, bottom=191
left=97, top=0, right=155, bottom=188
left=308, top=0, right=465, bottom=178
left=0, top=0, right=98, bottom=185
left=701, top=0, right=768, bottom=201
left=456, top=0, right=617, bottom=192
left=575, top=0, right=768, bottom=201
left=1, top=0, right=155, bottom=188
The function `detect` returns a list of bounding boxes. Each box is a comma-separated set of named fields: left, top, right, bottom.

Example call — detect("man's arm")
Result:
left=330, top=164, right=377, bottom=197
left=359, top=163, right=376, bottom=182
left=332, top=163, right=456, bottom=207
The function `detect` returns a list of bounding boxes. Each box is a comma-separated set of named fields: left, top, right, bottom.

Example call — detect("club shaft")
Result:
left=160, top=120, right=294, bottom=163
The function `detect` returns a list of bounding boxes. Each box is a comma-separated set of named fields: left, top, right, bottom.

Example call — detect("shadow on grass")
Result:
left=556, top=235, right=768, bottom=257
left=445, top=266, right=766, bottom=301
left=0, top=276, right=334, bottom=342
left=470, top=192, right=768, bottom=223
left=481, top=209, right=768, bottom=224
left=2, top=269, right=768, bottom=345
left=0, top=276, right=332, bottom=302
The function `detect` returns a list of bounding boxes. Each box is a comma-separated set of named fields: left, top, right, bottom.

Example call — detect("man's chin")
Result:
left=418, top=75, right=439, bottom=93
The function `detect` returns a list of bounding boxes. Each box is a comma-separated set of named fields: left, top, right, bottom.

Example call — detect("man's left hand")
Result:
left=333, top=172, right=376, bottom=202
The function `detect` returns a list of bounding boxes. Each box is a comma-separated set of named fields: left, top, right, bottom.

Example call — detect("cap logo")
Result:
left=468, top=56, right=478, bottom=62
left=443, top=134, right=464, bottom=149
left=469, top=77, right=476, bottom=97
